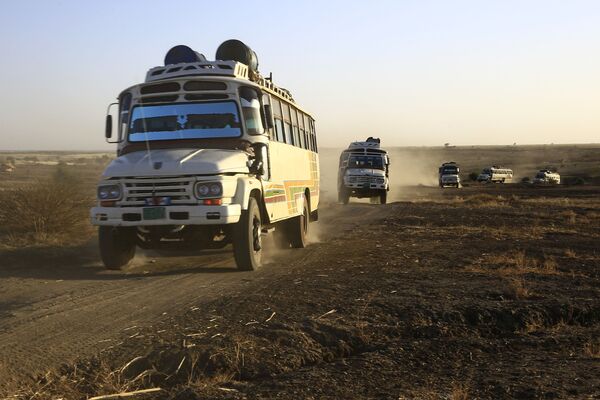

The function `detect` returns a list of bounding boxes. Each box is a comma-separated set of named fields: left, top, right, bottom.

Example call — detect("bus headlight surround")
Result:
left=97, top=184, right=122, bottom=200
left=195, top=182, right=222, bottom=199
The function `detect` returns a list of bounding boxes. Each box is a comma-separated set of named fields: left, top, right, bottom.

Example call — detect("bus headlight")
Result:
left=97, top=184, right=122, bottom=200
left=195, top=182, right=222, bottom=198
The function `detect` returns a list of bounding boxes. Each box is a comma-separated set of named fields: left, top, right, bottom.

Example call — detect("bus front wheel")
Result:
left=380, top=190, right=387, bottom=204
left=340, top=190, right=350, bottom=205
left=99, top=226, right=136, bottom=270
left=233, top=196, right=262, bottom=271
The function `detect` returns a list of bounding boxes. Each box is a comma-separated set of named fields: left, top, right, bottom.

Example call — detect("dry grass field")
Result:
left=0, top=145, right=598, bottom=399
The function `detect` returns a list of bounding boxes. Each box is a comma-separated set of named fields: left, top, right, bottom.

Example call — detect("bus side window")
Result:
left=303, top=114, right=311, bottom=151
left=281, top=102, right=293, bottom=145
left=310, top=119, right=315, bottom=152
left=273, top=119, right=283, bottom=142
left=271, top=98, right=283, bottom=143
left=310, top=119, right=318, bottom=152
left=298, top=111, right=306, bottom=149
left=262, top=94, right=274, bottom=140
left=119, top=92, right=132, bottom=140
left=291, top=107, right=300, bottom=148
left=239, top=87, right=264, bottom=135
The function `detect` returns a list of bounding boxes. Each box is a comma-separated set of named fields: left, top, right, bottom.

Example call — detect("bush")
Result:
left=521, top=177, right=530, bottom=183
left=53, top=162, right=79, bottom=184
left=469, top=172, right=479, bottom=181
left=0, top=180, right=93, bottom=247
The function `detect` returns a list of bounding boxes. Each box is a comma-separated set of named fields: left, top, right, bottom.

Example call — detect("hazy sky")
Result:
left=1, top=0, right=599, bottom=150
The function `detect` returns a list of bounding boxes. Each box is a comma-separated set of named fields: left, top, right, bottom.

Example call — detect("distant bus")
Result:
left=477, top=166, right=513, bottom=183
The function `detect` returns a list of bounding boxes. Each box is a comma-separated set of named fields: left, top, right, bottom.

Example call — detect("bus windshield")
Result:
left=442, top=166, right=458, bottom=174
left=128, top=101, right=241, bottom=142
left=347, top=155, right=384, bottom=170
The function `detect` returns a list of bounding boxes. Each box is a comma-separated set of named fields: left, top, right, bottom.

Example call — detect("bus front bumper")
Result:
left=90, top=204, right=241, bottom=226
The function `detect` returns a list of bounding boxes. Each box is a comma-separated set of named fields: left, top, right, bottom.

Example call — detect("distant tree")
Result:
left=469, top=172, right=479, bottom=181
left=53, top=162, right=79, bottom=184
left=444, top=143, right=450, bottom=148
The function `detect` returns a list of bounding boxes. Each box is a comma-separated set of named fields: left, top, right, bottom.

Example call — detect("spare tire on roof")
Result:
left=216, top=39, right=259, bottom=73
left=164, top=45, right=207, bottom=65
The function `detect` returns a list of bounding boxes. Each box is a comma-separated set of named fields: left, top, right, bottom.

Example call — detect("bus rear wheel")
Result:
left=233, top=196, right=262, bottom=271
left=99, top=226, right=136, bottom=270
left=289, top=197, right=309, bottom=248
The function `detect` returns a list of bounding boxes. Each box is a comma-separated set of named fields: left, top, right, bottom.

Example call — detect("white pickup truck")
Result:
left=533, top=169, right=560, bottom=184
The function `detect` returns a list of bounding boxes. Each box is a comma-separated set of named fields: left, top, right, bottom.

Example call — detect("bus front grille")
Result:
left=120, top=177, right=196, bottom=207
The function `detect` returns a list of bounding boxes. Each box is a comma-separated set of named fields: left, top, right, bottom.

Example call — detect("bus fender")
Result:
left=235, top=178, right=263, bottom=211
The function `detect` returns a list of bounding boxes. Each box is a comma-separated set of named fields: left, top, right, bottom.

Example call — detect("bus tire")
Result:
left=289, top=197, right=309, bottom=248
left=341, top=190, right=350, bottom=205
left=99, top=226, right=136, bottom=270
left=233, top=196, right=262, bottom=271
left=380, top=190, right=387, bottom=205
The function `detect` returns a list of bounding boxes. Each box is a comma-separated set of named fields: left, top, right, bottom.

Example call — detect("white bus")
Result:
left=337, top=138, right=390, bottom=204
left=91, top=40, right=319, bottom=271
left=477, top=166, right=513, bottom=183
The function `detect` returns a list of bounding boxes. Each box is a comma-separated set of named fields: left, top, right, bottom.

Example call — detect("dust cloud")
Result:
left=318, top=147, right=443, bottom=203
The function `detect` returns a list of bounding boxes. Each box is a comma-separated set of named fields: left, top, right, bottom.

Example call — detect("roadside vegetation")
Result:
left=0, top=155, right=107, bottom=248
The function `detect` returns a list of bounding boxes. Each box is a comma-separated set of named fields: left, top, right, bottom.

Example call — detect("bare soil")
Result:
left=1, top=184, right=599, bottom=399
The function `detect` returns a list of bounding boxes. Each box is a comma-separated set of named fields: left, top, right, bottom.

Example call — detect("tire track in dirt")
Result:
left=0, top=251, right=264, bottom=377
left=0, top=204, right=388, bottom=380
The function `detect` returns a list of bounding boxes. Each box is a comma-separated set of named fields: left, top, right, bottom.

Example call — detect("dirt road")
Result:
left=0, top=202, right=381, bottom=380
left=1, top=186, right=599, bottom=399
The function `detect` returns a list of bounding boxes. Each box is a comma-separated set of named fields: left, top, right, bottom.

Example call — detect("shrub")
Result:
left=521, top=176, right=530, bottom=183
left=53, top=162, right=80, bottom=184
left=0, top=180, right=93, bottom=247
left=468, top=172, right=479, bottom=181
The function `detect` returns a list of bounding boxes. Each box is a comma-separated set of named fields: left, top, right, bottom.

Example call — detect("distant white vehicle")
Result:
left=477, top=166, right=513, bottom=183
left=438, top=162, right=460, bottom=188
left=533, top=169, right=560, bottom=185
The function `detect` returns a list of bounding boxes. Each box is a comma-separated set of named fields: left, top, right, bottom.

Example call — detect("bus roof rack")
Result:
left=349, top=139, right=381, bottom=150
left=146, top=42, right=296, bottom=103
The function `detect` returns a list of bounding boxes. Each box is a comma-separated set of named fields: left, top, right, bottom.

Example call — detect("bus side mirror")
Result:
left=105, top=115, right=113, bottom=139
left=263, top=105, right=274, bottom=129
left=105, top=102, right=120, bottom=143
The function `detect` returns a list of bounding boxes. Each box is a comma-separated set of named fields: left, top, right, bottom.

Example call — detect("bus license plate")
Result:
left=143, top=207, right=166, bottom=220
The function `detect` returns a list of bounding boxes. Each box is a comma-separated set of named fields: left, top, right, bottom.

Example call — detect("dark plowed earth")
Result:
left=1, top=186, right=600, bottom=399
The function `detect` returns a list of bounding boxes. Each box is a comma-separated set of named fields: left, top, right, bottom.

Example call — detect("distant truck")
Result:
left=338, top=137, right=390, bottom=204
left=438, top=162, right=460, bottom=188
left=477, top=166, right=513, bottom=183
left=533, top=169, right=560, bottom=185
